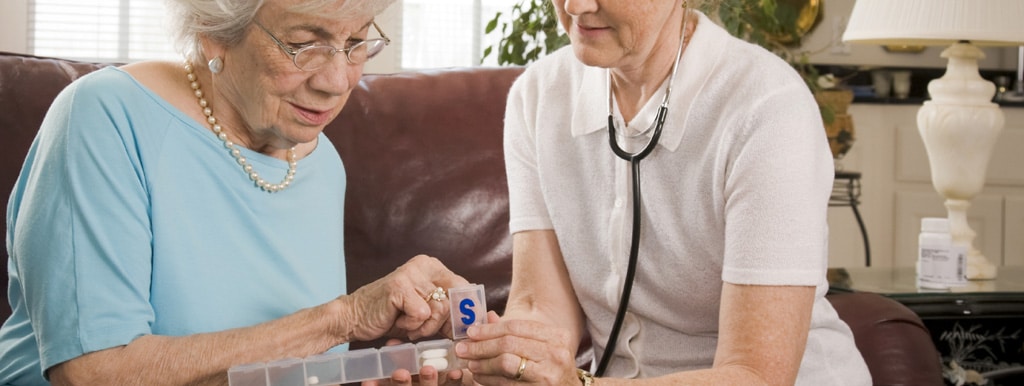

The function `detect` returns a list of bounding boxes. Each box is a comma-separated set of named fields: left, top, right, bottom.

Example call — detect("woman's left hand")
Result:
left=455, top=312, right=579, bottom=385
left=344, top=255, right=469, bottom=342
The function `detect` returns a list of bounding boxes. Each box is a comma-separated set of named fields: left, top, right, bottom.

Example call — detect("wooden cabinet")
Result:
left=827, top=104, right=1024, bottom=268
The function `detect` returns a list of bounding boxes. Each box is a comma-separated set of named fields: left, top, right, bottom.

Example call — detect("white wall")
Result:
left=0, top=0, right=29, bottom=54
left=364, top=2, right=403, bottom=74
left=826, top=105, right=1024, bottom=269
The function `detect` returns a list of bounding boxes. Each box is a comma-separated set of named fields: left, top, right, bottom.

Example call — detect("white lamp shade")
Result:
left=843, top=0, right=1024, bottom=46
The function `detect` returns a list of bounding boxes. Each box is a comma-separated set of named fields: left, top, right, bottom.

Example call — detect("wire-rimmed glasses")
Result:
left=254, top=21, right=390, bottom=71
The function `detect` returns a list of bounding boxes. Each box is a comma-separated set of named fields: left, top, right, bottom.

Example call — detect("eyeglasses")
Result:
left=254, top=21, right=391, bottom=71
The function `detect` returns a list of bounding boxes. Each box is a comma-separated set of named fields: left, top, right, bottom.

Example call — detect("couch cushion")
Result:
left=827, top=291, right=945, bottom=386
left=327, top=67, right=524, bottom=347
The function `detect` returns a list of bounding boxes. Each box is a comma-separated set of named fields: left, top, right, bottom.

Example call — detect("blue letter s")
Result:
left=459, top=298, right=476, bottom=325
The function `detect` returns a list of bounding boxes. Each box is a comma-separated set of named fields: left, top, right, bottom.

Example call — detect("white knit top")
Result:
left=503, top=11, right=871, bottom=385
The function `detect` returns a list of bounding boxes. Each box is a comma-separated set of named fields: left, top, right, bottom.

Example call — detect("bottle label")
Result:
left=917, top=244, right=967, bottom=288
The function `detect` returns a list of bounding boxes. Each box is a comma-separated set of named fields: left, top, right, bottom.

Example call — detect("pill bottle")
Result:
left=917, top=217, right=967, bottom=289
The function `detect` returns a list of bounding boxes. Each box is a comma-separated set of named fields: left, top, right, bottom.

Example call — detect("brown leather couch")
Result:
left=0, top=51, right=943, bottom=385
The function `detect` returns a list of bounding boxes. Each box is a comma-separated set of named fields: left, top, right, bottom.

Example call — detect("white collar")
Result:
left=568, top=11, right=727, bottom=153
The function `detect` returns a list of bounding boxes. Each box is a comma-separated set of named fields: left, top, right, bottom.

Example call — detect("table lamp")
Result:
left=843, top=0, right=1024, bottom=280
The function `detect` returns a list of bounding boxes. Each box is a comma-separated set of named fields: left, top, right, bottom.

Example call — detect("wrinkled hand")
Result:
left=345, top=255, right=470, bottom=342
left=455, top=312, right=578, bottom=385
left=362, top=339, right=473, bottom=386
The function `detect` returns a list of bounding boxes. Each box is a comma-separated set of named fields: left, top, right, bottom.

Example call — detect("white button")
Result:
left=614, top=198, right=623, bottom=207
left=606, top=274, right=622, bottom=303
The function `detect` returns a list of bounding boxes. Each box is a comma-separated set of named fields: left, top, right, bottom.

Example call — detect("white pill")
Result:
left=422, top=357, right=449, bottom=370
left=420, top=348, right=448, bottom=359
left=307, top=375, right=320, bottom=385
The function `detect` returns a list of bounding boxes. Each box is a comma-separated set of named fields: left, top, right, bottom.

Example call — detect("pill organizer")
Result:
left=228, top=284, right=487, bottom=386
left=227, top=338, right=463, bottom=386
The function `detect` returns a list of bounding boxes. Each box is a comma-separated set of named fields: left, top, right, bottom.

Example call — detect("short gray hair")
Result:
left=166, top=0, right=396, bottom=63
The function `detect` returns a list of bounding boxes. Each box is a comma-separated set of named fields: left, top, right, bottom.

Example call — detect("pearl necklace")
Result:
left=184, top=62, right=297, bottom=193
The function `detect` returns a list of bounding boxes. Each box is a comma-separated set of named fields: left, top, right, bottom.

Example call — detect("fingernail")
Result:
left=455, top=342, right=467, bottom=355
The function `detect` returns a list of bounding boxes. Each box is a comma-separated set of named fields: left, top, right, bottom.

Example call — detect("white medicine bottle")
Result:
left=917, top=217, right=967, bottom=289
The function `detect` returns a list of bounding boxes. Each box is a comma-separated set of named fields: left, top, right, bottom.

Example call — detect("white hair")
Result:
left=166, top=0, right=397, bottom=63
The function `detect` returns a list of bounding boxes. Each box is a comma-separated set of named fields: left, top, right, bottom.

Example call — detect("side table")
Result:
left=829, top=266, right=1024, bottom=386
left=830, top=171, right=871, bottom=266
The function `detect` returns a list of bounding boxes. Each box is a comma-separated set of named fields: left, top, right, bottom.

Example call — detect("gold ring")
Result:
left=514, top=356, right=527, bottom=381
left=425, top=287, right=447, bottom=302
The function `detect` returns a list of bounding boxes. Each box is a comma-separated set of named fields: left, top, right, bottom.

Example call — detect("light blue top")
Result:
left=0, top=67, right=347, bottom=385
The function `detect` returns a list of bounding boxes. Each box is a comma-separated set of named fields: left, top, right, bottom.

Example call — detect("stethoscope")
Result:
left=595, top=7, right=690, bottom=377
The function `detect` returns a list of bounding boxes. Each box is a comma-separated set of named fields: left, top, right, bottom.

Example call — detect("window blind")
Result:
left=401, top=0, right=519, bottom=69
left=28, top=0, right=521, bottom=67
left=30, top=0, right=178, bottom=62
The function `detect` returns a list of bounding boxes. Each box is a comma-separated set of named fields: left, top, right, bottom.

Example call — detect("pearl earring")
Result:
left=208, top=56, right=224, bottom=74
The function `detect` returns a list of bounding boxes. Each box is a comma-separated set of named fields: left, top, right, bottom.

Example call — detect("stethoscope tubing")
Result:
left=594, top=5, right=688, bottom=376
left=595, top=106, right=668, bottom=376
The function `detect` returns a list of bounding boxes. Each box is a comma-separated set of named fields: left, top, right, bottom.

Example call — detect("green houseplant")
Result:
left=482, top=0, right=568, bottom=66
left=708, top=0, right=856, bottom=159
left=483, top=0, right=854, bottom=159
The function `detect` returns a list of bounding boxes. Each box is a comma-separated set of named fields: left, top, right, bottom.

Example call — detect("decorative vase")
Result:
left=816, top=90, right=856, bottom=159
left=916, top=43, right=1002, bottom=280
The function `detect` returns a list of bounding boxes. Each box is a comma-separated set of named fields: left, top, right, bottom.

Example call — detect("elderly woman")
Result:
left=0, top=0, right=465, bottom=385
left=454, top=0, right=872, bottom=385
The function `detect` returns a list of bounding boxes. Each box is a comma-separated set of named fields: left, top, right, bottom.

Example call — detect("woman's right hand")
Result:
left=455, top=312, right=580, bottom=386
left=342, top=255, right=470, bottom=342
